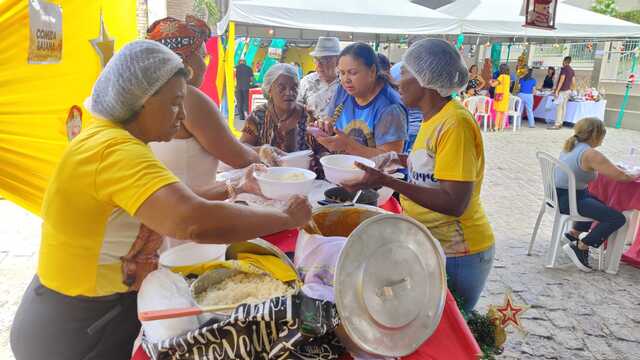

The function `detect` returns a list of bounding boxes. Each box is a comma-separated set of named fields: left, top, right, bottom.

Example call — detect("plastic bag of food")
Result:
left=137, top=268, right=201, bottom=342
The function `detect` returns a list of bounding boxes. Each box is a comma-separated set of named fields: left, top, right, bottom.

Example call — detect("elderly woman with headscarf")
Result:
left=10, top=40, right=311, bottom=360
left=342, top=39, right=495, bottom=313
left=240, top=63, right=309, bottom=153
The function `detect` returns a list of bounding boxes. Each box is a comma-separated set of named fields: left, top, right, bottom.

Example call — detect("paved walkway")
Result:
left=1, top=124, right=639, bottom=359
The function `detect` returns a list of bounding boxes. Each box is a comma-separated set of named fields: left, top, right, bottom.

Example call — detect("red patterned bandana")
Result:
left=146, top=16, right=211, bottom=59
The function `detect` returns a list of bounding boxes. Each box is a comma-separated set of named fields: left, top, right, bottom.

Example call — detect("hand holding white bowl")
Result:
left=320, top=154, right=375, bottom=184
left=254, top=167, right=317, bottom=200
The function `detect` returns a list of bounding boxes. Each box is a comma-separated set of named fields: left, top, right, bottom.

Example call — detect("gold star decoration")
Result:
left=490, top=289, right=529, bottom=333
left=89, top=10, right=114, bottom=68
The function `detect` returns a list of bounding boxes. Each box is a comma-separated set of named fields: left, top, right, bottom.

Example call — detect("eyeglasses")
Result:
left=314, top=57, right=337, bottom=65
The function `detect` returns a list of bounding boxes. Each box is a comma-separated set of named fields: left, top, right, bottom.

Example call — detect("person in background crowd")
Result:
left=10, top=40, right=311, bottom=360
left=490, top=64, right=511, bottom=131
left=518, top=67, right=537, bottom=128
left=542, top=66, right=555, bottom=90
left=556, top=117, right=638, bottom=271
left=241, top=64, right=309, bottom=153
left=315, top=42, right=407, bottom=158
left=465, top=64, right=486, bottom=97
left=481, top=58, right=494, bottom=95
left=377, top=53, right=392, bottom=76
left=391, top=60, right=422, bottom=153
left=297, top=37, right=341, bottom=121
left=235, top=58, right=254, bottom=120
left=550, top=56, right=575, bottom=130
left=343, top=39, right=494, bottom=312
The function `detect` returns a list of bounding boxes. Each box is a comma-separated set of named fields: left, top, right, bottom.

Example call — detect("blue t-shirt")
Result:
left=519, top=77, right=537, bottom=94
left=329, top=82, right=408, bottom=147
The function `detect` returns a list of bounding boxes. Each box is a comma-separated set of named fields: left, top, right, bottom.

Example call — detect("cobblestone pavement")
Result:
left=1, top=124, right=639, bottom=359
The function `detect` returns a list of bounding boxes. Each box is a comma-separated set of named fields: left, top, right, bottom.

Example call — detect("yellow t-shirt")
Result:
left=494, top=74, right=511, bottom=112
left=401, top=100, right=494, bottom=257
left=38, top=120, right=179, bottom=297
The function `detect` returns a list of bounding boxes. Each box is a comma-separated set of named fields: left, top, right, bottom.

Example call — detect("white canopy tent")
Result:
left=436, top=0, right=640, bottom=39
left=216, top=0, right=460, bottom=40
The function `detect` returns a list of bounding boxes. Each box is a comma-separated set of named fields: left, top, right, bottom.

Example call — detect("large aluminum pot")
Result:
left=304, top=204, right=447, bottom=357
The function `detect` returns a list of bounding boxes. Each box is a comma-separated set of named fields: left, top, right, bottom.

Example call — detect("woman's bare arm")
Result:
left=183, top=86, right=259, bottom=168
left=134, top=182, right=311, bottom=244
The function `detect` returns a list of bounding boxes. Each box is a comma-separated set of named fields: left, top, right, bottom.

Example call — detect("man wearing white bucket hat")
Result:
left=297, top=37, right=341, bottom=120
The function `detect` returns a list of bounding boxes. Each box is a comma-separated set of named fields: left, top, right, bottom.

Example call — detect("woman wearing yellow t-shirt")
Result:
left=10, top=40, right=311, bottom=360
left=491, top=64, right=511, bottom=131
left=343, top=39, right=495, bottom=312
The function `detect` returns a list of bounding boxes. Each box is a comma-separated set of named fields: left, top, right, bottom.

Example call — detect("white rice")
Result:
left=196, top=273, right=294, bottom=307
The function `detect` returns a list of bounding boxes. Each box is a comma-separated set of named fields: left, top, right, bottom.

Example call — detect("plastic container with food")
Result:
left=254, top=166, right=317, bottom=200
left=320, top=154, right=375, bottom=184
left=159, top=242, right=227, bottom=276
left=279, top=150, right=313, bottom=169
left=190, top=239, right=300, bottom=319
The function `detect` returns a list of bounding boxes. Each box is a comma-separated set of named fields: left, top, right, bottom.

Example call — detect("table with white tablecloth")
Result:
left=533, top=95, right=607, bottom=124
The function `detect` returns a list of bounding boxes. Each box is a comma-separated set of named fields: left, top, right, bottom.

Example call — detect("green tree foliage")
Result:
left=592, top=0, right=618, bottom=16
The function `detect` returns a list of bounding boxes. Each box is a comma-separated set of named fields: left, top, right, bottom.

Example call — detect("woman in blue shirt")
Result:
left=518, top=67, right=537, bottom=128
left=316, top=43, right=407, bottom=158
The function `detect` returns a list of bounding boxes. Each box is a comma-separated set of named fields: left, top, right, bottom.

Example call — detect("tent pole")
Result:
left=615, top=48, right=639, bottom=129
left=225, top=21, right=240, bottom=136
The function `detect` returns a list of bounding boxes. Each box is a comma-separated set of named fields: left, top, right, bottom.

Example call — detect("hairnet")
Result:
left=84, top=40, right=185, bottom=122
left=403, top=39, right=469, bottom=97
left=261, top=63, right=299, bottom=98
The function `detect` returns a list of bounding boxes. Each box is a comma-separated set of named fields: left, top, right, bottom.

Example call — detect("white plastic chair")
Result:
left=598, top=210, right=640, bottom=274
left=507, top=96, right=523, bottom=132
left=528, top=152, right=595, bottom=268
left=463, top=96, right=493, bottom=132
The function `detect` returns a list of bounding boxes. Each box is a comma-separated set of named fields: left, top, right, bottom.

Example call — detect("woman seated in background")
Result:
left=241, top=63, right=310, bottom=153
left=542, top=66, right=555, bottom=90
left=518, top=67, right=537, bottom=128
left=556, top=117, right=637, bottom=272
left=314, top=42, right=407, bottom=158
left=342, top=39, right=494, bottom=312
left=10, top=40, right=311, bottom=360
left=465, top=64, right=486, bottom=97
left=490, top=64, right=511, bottom=131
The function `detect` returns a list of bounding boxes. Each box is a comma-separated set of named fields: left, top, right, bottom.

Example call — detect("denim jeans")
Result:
left=446, top=245, right=495, bottom=313
left=519, top=93, right=535, bottom=127
left=556, top=188, right=626, bottom=248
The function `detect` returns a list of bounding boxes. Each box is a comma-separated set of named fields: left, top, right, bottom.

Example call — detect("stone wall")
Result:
left=167, top=0, right=196, bottom=19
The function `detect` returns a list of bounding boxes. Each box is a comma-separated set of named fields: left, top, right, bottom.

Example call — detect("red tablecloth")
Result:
left=588, top=175, right=640, bottom=267
left=133, top=197, right=481, bottom=359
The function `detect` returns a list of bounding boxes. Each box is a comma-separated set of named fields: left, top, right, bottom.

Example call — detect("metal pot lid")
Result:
left=225, top=238, right=297, bottom=278
left=335, top=214, right=446, bottom=357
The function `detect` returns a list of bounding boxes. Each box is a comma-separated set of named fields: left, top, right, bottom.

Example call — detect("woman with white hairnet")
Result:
left=10, top=40, right=311, bottom=360
left=343, top=39, right=495, bottom=313
left=240, top=63, right=310, bottom=153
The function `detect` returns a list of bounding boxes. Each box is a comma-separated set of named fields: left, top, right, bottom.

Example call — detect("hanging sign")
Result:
left=28, top=0, right=63, bottom=64
left=523, top=0, right=558, bottom=30
left=268, top=46, right=283, bottom=59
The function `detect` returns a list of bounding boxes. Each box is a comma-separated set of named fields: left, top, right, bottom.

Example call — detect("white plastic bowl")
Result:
left=159, top=242, right=227, bottom=269
left=254, top=167, right=317, bottom=200
left=320, top=154, right=375, bottom=184
left=279, top=150, right=313, bottom=169
left=377, top=172, right=405, bottom=205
